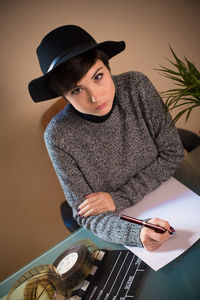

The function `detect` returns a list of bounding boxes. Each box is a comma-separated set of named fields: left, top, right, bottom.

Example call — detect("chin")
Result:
left=96, top=109, right=110, bottom=116
left=97, top=103, right=113, bottom=116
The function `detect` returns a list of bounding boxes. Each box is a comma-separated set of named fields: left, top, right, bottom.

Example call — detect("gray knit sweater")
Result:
left=44, top=71, right=184, bottom=247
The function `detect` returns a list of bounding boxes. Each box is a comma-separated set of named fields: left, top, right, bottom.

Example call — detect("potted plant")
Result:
left=156, top=46, right=200, bottom=125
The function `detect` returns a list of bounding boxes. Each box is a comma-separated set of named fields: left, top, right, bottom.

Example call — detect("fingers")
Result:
left=78, top=192, right=116, bottom=217
left=140, top=229, right=169, bottom=251
left=78, top=201, right=104, bottom=217
left=140, top=218, right=172, bottom=251
left=78, top=194, right=99, bottom=210
left=79, top=206, right=108, bottom=217
left=141, top=236, right=163, bottom=251
left=78, top=196, right=103, bottom=215
left=141, top=226, right=169, bottom=243
left=147, top=217, right=171, bottom=232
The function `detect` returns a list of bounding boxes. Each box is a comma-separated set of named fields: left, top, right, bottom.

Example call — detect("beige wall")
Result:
left=0, top=0, right=200, bottom=281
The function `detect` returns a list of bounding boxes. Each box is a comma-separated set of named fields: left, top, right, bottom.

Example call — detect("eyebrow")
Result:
left=91, top=67, right=103, bottom=79
left=72, top=66, right=103, bottom=91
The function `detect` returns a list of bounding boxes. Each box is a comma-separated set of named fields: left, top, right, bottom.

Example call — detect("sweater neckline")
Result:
left=70, top=96, right=117, bottom=123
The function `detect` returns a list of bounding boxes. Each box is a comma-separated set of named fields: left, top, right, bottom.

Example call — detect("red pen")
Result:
left=120, top=214, right=174, bottom=235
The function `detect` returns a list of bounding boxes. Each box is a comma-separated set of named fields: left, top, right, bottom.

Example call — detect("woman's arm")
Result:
left=45, top=136, right=172, bottom=250
left=44, top=136, right=143, bottom=247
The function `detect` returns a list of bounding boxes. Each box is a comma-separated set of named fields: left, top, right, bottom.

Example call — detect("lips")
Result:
left=96, top=101, right=107, bottom=110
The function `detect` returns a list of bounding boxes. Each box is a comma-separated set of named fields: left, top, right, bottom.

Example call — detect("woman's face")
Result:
left=64, top=59, right=115, bottom=116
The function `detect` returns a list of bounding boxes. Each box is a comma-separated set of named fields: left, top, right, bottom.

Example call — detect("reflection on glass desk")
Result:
left=0, top=147, right=200, bottom=300
left=174, top=146, right=200, bottom=195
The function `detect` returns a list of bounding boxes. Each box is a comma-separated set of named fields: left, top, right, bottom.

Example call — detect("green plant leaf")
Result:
left=156, top=46, right=200, bottom=124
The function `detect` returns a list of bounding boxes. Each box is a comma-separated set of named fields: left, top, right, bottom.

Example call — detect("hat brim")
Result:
left=28, top=40, right=125, bottom=102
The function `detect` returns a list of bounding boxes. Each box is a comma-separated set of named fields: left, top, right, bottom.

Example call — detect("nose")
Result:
left=89, top=91, right=104, bottom=104
left=88, top=85, right=104, bottom=104
left=91, top=96, right=96, bottom=103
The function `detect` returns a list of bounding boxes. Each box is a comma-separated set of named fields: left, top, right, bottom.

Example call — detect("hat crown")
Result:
left=37, top=25, right=96, bottom=74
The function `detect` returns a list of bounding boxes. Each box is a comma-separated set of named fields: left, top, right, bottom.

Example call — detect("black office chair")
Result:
left=178, top=128, right=200, bottom=152
left=60, top=201, right=80, bottom=232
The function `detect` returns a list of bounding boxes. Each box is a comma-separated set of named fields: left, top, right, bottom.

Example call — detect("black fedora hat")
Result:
left=28, top=25, right=126, bottom=102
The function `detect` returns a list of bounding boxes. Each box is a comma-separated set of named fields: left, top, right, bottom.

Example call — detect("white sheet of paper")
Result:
left=121, top=177, right=200, bottom=271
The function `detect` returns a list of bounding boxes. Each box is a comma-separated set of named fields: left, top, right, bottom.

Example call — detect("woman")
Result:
left=29, top=25, right=184, bottom=251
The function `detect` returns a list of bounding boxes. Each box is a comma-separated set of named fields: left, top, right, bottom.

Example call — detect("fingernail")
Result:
left=170, top=226, right=175, bottom=233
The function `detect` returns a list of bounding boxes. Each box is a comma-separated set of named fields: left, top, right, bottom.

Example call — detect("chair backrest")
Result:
left=178, top=128, right=200, bottom=152
left=60, top=201, right=80, bottom=232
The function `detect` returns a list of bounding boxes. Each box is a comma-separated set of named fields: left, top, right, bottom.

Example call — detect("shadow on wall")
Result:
left=41, top=97, right=68, bottom=131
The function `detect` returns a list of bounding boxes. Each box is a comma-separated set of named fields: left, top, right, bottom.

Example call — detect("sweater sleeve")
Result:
left=44, top=133, right=143, bottom=247
left=111, top=72, right=184, bottom=212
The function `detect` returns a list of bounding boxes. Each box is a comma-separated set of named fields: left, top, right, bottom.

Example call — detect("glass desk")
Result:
left=1, top=147, right=200, bottom=300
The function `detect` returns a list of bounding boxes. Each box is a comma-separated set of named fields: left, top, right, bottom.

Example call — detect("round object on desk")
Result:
left=6, top=264, right=66, bottom=300
left=6, top=241, right=99, bottom=300
left=53, top=244, right=94, bottom=289
left=24, top=272, right=66, bottom=299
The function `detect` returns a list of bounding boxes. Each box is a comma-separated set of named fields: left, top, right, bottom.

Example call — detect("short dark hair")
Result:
left=49, top=48, right=110, bottom=97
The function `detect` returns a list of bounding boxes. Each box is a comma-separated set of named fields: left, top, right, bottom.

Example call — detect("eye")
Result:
left=94, top=73, right=103, bottom=80
left=71, top=87, right=82, bottom=95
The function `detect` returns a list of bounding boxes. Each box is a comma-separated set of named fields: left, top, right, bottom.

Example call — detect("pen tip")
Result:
left=170, top=226, right=175, bottom=233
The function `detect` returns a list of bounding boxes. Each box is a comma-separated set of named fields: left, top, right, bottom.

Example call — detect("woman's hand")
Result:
left=140, top=218, right=172, bottom=251
left=78, top=192, right=116, bottom=217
